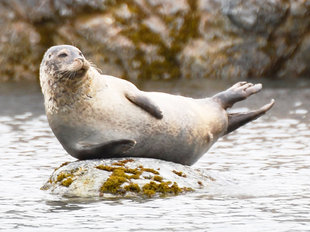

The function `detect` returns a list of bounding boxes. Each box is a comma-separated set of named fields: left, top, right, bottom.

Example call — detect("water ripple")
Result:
left=0, top=81, right=310, bottom=231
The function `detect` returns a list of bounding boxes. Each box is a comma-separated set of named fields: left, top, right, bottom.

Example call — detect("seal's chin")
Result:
left=74, top=68, right=88, bottom=79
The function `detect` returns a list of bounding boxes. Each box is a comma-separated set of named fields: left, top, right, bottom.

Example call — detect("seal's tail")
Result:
left=225, top=99, right=275, bottom=134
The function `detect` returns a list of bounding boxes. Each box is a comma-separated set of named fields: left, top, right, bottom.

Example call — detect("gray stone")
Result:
left=222, top=0, right=289, bottom=34
left=41, top=158, right=212, bottom=198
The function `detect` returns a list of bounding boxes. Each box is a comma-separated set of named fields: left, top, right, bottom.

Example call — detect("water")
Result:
left=0, top=79, right=309, bottom=232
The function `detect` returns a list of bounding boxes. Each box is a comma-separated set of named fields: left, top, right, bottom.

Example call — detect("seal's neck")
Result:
left=42, top=67, right=101, bottom=114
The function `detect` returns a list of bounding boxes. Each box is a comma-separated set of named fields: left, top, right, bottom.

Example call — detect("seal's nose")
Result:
left=75, top=57, right=84, bottom=63
left=74, top=57, right=90, bottom=70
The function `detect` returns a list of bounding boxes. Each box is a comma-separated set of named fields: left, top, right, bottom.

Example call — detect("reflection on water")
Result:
left=0, top=79, right=309, bottom=231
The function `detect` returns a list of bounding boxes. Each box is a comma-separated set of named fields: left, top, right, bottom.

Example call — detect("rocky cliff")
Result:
left=1, top=0, right=310, bottom=81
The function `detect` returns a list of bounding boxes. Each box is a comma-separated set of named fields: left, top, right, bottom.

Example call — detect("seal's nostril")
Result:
left=75, top=57, right=84, bottom=63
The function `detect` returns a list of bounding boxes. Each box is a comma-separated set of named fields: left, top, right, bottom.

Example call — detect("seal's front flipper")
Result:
left=126, top=92, right=163, bottom=119
left=225, top=99, right=275, bottom=135
left=213, top=82, right=263, bottom=109
left=74, top=139, right=136, bottom=160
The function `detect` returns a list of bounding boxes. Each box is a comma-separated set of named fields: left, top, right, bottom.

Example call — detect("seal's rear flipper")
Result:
left=213, top=82, right=263, bottom=109
left=72, top=139, right=136, bottom=160
left=225, top=99, right=275, bottom=135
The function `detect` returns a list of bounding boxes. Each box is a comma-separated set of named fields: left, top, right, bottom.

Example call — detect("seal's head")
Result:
left=40, top=45, right=90, bottom=85
left=40, top=45, right=93, bottom=112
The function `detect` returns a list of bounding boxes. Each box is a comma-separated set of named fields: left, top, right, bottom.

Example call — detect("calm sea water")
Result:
left=0, top=79, right=309, bottom=232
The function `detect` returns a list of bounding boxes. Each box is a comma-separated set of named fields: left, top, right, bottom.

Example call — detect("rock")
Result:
left=277, top=31, right=310, bottom=78
left=41, top=158, right=212, bottom=198
left=0, top=2, right=42, bottom=81
left=1, top=0, right=310, bottom=81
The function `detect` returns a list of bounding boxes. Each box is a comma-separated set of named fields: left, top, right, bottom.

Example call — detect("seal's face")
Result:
left=40, top=45, right=90, bottom=81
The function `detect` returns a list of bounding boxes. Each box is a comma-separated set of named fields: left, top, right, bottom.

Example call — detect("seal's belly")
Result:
left=88, top=93, right=228, bottom=165
left=50, top=92, right=227, bottom=165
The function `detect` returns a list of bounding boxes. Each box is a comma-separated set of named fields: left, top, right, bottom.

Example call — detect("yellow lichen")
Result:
left=56, top=172, right=74, bottom=187
left=100, top=168, right=128, bottom=194
left=54, top=161, right=71, bottom=171
left=172, top=170, right=187, bottom=178
left=127, top=172, right=142, bottom=180
left=112, top=158, right=135, bottom=166
left=96, top=164, right=142, bottom=179
left=181, top=186, right=194, bottom=192
left=153, top=175, right=163, bottom=182
left=93, top=160, right=194, bottom=197
left=125, top=168, right=141, bottom=175
left=56, top=172, right=72, bottom=182
left=142, top=181, right=158, bottom=197
left=142, top=168, right=159, bottom=175
left=124, top=183, right=141, bottom=193
left=142, top=181, right=187, bottom=197
left=59, top=161, right=71, bottom=168
left=61, top=177, right=73, bottom=187
left=96, top=165, right=117, bottom=172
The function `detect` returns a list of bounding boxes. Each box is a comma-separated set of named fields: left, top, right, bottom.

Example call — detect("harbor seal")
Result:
left=40, top=45, right=274, bottom=165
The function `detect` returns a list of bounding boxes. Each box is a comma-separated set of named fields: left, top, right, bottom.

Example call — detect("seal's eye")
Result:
left=79, top=52, right=83, bottom=57
left=58, top=53, right=68, bottom=58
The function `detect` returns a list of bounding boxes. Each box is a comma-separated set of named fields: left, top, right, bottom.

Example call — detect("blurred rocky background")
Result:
left=1, top=0, right=310, bottom=82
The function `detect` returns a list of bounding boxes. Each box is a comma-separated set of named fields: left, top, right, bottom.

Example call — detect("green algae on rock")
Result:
left=41, top=158, right=213, bottom=198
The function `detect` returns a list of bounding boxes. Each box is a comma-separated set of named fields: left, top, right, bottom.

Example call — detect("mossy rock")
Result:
left=41, top=158, right=214, bottom=198
left=2, top=0, right=310, bottom=81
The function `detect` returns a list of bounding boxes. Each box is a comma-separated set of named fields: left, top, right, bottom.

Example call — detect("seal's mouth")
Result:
left=57, top=68, right=87, bottom=80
